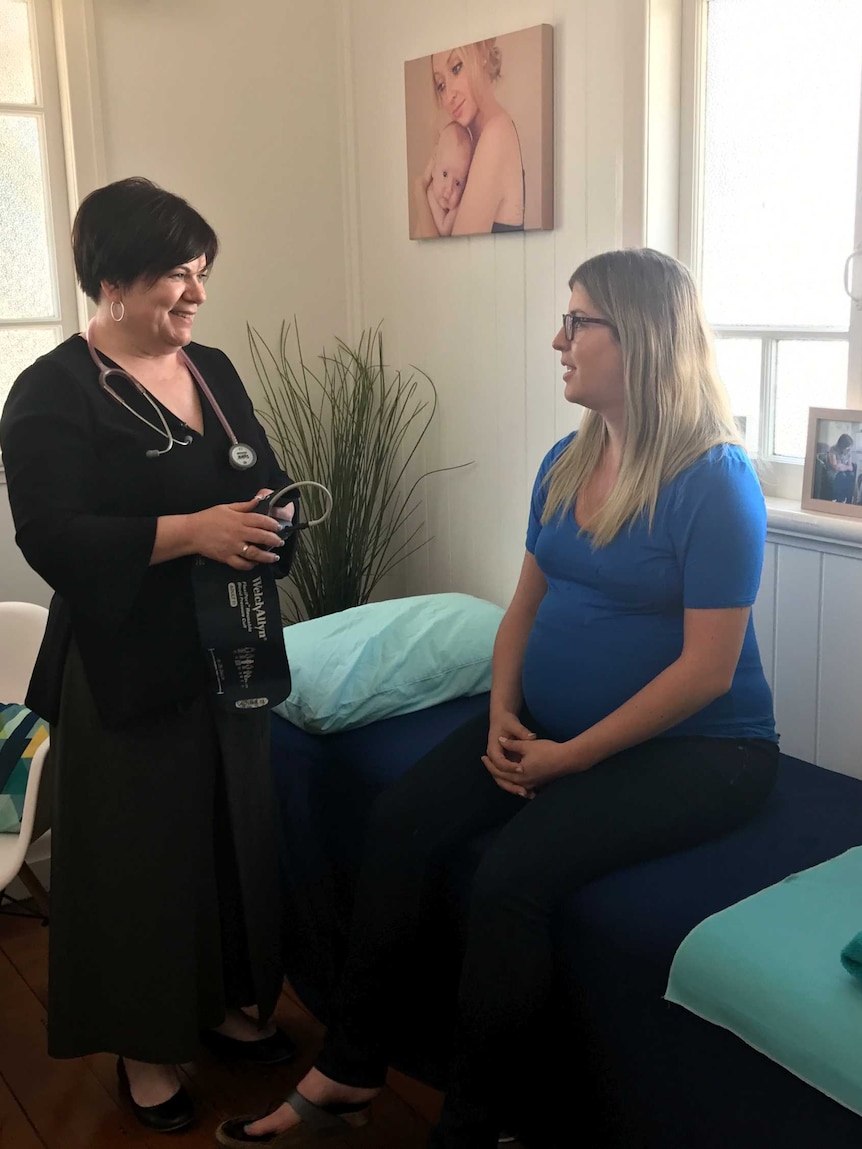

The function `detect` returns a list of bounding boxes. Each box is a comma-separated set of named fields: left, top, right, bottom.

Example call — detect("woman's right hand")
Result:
left=188, top=497, right=285, bottom=570
left=483, top=709, right=537, bottom=798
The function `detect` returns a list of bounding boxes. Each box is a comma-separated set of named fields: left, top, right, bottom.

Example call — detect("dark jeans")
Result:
left=314, top=712, right=778, bottom=1149
left=832, top=469, right=855, bottom=502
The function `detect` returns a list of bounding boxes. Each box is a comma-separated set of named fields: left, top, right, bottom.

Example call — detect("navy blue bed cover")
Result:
left=271, top=695, right=862, bottom=1148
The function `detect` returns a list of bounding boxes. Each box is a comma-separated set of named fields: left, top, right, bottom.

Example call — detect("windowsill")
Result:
left=765, top=496, right=862, bottom=553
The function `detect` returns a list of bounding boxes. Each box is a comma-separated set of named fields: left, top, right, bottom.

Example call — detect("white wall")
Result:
left=90, top=0, right=349, bottom=394
left=342, top=0, right=646, bottom=607
left=5, top=0, right=647, bottom=614
left=5, top=0, right=861, bottom=780
left=2, top=0, right=351, bottom=607
left=2, top=0, right=650, bottom=612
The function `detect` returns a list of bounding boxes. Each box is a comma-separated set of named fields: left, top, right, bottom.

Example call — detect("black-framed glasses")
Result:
left=561, top=313, right=617, bottom=340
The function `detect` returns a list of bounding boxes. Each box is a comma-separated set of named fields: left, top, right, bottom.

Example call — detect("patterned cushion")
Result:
left=0, top=703, right=49, bottom=833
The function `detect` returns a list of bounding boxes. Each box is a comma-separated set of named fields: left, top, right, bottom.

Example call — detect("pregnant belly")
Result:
left=521, top=612, right=682, bottom=742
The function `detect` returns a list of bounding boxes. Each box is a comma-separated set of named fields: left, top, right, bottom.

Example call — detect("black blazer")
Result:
left=0, top=335, right=297, bottom=727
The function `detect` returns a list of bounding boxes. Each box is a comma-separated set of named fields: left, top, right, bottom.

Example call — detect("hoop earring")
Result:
left=110, top=300, right=125, bottom=323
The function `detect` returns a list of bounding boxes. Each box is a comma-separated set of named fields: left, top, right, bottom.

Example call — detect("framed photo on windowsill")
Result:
left=801, top=408, right=862, bottom=520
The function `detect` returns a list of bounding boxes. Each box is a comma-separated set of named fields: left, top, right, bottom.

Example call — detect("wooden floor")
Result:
left=0, top=899, right=443, bottom=1148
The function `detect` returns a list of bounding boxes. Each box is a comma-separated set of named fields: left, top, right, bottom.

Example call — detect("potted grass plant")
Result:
left=248, top=321, right=466, bottom=622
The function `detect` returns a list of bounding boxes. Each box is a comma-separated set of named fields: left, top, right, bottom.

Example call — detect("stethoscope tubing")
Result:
left=83, top=326, right=334, bottom=526
left=84, top=321, right=243, bottom=452
left=267, top=480, right=333, bottom=530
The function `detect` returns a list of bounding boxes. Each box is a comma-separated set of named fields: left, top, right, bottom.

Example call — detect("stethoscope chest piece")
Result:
left=228, top=442, right=258, bottom=470
left=86, top=320, right=260, bottom=470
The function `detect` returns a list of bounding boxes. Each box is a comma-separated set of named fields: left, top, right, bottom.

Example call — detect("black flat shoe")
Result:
left=200, top=1025, right=298, bottom=1065
left=117, top=1057, right=195, bottom=1133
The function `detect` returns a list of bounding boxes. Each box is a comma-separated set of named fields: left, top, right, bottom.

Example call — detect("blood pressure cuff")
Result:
left=191, top=557, right=291, bottom=712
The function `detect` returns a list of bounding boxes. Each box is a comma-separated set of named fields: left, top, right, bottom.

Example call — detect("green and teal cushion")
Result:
left=0, top=703, right=49, bottom=833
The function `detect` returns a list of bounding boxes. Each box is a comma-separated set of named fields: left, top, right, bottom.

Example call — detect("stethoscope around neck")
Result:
left=84, top=320, right=258, bottom=470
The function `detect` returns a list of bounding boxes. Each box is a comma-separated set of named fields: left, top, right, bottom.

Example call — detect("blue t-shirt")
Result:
left=522, top=435, right=776, bottom=744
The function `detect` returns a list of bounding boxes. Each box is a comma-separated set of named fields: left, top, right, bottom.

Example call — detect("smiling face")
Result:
left=431, top=123, right=474, bottom=210
left=552, top=284, right=625, bottom=419
left=432, top=48, right=482, bottom=127
left=106, top=254, right=209, bottom=353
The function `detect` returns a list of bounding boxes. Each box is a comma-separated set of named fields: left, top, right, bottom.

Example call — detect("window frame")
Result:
left=0, top=0, right=78, bottom=347
left=0, top=0, right=104, bottom=476
left=678, top=0, right=862, bottom=487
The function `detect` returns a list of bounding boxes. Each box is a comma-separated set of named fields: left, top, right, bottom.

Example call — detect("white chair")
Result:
left=0, top=601, right=50, bottom=915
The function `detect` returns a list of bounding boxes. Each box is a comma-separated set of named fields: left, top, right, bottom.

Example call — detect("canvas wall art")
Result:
left=404, top=24, right=554, bottom=240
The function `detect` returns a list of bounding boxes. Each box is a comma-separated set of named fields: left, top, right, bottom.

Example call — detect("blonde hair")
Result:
left=430, top=38, right=502, bottom=111
left=543, top=248, right=743, bottom=547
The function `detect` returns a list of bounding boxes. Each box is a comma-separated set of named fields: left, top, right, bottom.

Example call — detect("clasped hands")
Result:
left=482, top=710, right=587, bottom=799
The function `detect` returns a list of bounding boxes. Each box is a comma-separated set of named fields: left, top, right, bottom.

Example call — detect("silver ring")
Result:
left=241, top=543, right=250, bottom=555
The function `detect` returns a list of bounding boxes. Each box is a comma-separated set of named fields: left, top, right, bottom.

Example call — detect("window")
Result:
left=681, top=0, right=862, bottom=470
left=0, top=0, right=78, bottom=415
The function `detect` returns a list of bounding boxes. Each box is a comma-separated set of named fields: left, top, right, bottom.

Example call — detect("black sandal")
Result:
left=215, top=1087, right=371, bottom=1146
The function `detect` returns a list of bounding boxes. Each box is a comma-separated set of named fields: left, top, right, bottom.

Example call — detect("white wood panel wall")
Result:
left=755, top=526, right=862, bottom=780
left=342, top=2, right=861, bottom=779
left=341, top=0, right=646, bottom=610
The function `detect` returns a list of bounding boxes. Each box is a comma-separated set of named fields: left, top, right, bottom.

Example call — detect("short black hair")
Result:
left=72, top=177, right=219, bottom=302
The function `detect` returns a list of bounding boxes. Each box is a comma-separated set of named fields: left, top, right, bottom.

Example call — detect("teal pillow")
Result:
left=274, top=593, right=503, bottom=733
left=0, top=703, right=49, bottom=833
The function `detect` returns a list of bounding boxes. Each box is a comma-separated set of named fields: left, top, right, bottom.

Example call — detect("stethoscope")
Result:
left=85, top=321, right=259, bottom=470
left=261, top=481, right=334, bottom=535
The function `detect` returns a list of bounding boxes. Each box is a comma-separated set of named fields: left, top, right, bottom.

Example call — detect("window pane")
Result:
left=0, top=114, right=54, bottom=319
left=713, top=336, right=761, bottom=452
left=0, top=0, right=36, bottom=105
left=0, top=325, right=61, bottom=412
left=702, top=0, right=862, bottom=328
left=773, top=340, right=849, bottom=458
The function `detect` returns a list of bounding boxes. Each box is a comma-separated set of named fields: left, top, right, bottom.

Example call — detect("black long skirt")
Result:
left=46, top=640, right=283, bottom=1063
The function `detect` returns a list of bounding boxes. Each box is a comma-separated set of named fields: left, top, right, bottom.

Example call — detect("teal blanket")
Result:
left=666, top=845, right=862, bottom=1118
left=841, top=932, right=862, bottom=982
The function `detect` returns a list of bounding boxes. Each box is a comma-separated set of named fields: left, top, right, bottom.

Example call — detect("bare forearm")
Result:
left=490, top=603, right=536, bottom=717
left=440, top=208, right=457, bottom=237
left=414, top=178, right=440, bottom=237
left=427, top=186, right=446, bottom=233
